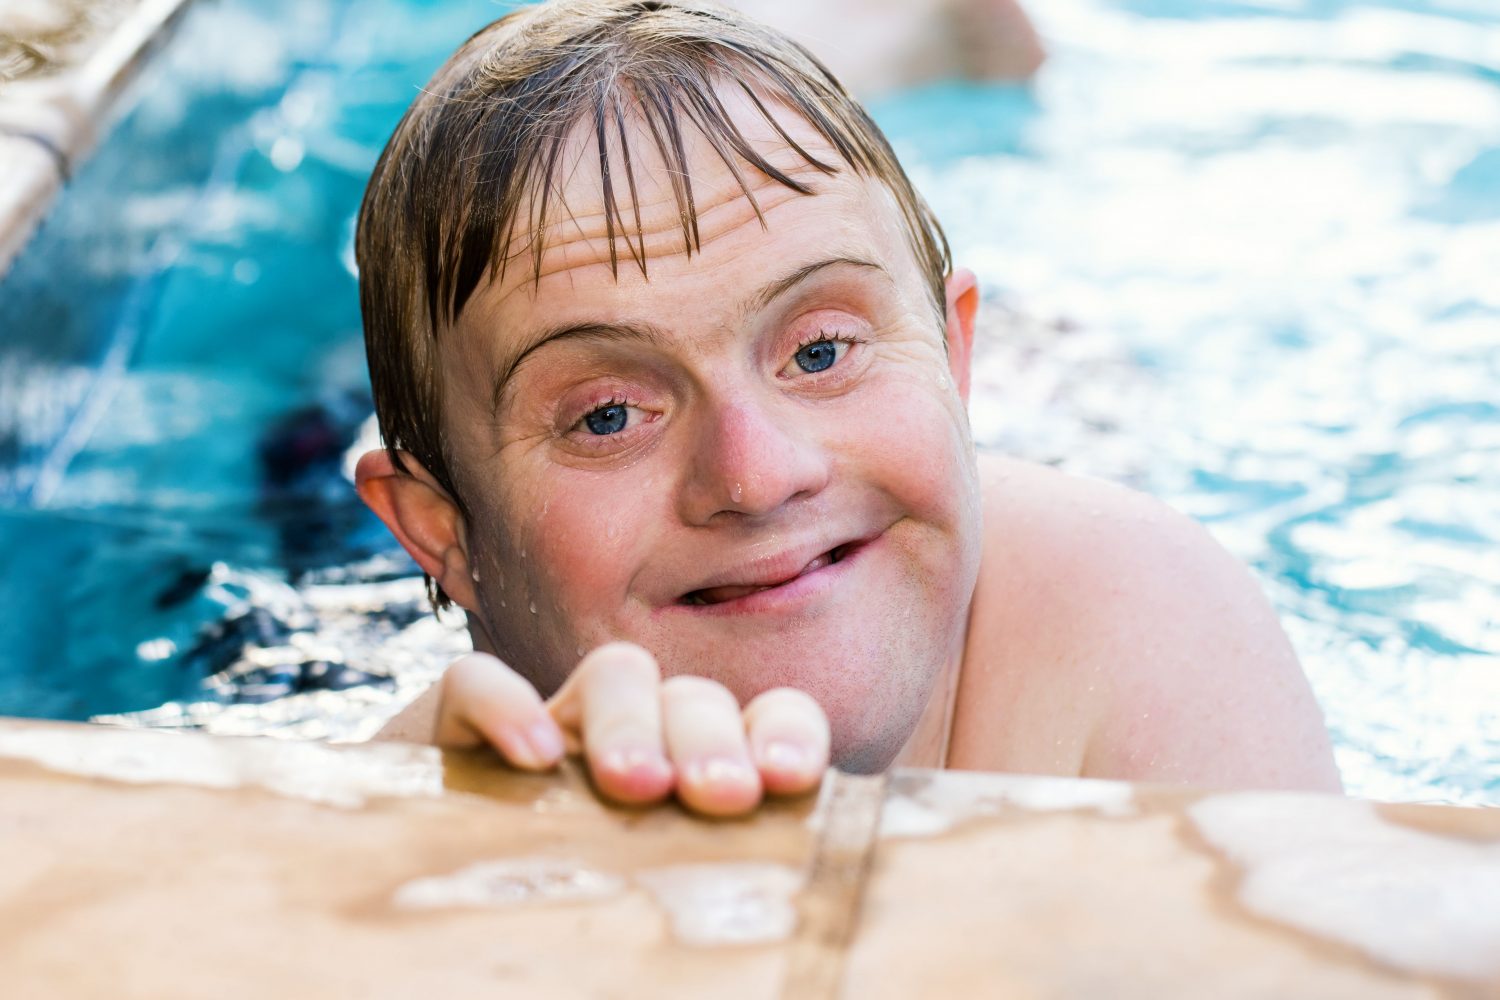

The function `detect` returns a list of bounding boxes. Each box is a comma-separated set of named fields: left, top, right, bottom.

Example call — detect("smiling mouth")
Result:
left=679, top=542, right=857, bottom=606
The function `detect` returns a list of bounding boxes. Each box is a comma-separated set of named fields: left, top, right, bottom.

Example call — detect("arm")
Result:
left=372, top=681, right=443, bottom=744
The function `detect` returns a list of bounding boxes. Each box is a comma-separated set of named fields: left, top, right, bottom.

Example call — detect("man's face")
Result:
left=437, top=93, right=982, bottom=771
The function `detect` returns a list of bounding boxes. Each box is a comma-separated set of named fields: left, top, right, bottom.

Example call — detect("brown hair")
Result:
left=356, top=0, right=951, bottom=608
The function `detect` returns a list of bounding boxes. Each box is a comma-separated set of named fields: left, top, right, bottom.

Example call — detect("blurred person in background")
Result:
left=731, top=0, right=1044, bottom=95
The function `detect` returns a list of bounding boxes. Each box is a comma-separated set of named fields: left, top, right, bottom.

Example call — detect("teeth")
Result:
left=683, top=547, right=844, bottom=606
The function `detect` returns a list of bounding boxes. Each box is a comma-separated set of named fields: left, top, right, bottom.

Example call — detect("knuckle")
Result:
left=579, top=641, right=659, bottom=686
left=747, top=686, right=823, bottom=719
left=443, top=652, right=501, bottom=692
left=661, top=674, right=734, bottom=706
left=445, top=652, right=533, bottom=706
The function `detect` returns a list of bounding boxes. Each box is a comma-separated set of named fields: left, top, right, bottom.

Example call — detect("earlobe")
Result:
left=354, top=449, right=479, bottom=609
left=944, top=268, right=980, bottom=403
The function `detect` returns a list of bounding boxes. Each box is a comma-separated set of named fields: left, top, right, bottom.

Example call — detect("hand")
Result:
left=429, top=642, right=830, bottom=816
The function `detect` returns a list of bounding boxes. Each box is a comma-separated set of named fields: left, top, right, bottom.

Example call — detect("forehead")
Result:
left=466, top=84, right=917, bottom=322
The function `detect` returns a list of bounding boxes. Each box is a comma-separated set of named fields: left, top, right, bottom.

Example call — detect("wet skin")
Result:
left=360, top=89, right=1342, bottom=814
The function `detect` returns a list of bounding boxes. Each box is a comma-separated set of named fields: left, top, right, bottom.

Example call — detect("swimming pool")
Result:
left=0, top=0, right=1494, bottom=802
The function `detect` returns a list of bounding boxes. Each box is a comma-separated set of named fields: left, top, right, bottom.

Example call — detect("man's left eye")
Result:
left=577, top=402, right=644, bottom=436
left=787, top=339, right=849, bottom=375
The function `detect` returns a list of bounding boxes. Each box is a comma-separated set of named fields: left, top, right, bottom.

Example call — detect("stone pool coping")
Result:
left=0, top=0, right=196, bottom=277
left=2, top=716, right=1497, bottom=997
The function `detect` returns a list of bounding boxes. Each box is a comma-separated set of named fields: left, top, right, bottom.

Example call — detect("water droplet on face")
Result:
left=574, top=645, right=585, bottom=659
left=529, top=601, right=537, bottom=615
left=732, top=482, right=743, bottom=503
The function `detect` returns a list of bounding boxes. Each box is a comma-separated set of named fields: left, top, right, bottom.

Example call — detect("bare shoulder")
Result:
left=949, top=454, right=1341, bottom=792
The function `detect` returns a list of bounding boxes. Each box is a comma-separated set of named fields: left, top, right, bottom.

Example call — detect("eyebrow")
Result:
left=745, top=254, right=884, bottom=315
left=490, top=254, right=886, bottom=413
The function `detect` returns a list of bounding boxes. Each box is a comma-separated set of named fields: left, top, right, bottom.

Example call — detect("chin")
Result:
left=830, top=730, right=907, bottom=774
left=824, top=668, right=936, bottom=773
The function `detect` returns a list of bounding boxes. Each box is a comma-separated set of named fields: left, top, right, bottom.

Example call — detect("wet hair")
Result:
left=356, top=0, right=951, bottom=609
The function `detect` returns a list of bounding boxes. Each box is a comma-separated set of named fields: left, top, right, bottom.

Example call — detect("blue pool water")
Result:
left=0, top=0, right=1495, bottom=802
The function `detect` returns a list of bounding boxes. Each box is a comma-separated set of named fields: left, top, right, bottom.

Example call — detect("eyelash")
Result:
left=569, top=395, right=635, bottom=432
left=785, top=331, right=862, bottom=375
left=797, top=331, right=860, bottom=350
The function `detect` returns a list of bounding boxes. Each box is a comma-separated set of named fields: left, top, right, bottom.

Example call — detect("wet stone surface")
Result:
left=2, top=721, right=1498, bottom=998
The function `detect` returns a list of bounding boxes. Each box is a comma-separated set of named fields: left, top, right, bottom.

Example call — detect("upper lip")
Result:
left=673, top=534, right=870, bottom=605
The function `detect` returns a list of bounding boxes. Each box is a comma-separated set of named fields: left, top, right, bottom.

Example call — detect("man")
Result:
left=355, top=0, right=1341, bottom=815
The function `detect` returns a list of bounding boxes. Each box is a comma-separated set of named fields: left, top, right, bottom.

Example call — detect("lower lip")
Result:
left=668, top=538, right=875, bottom=618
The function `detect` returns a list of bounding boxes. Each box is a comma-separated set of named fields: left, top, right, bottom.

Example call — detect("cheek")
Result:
left=840, top=366, right=974, bottom=518
left=521, top=466, right=665, bottom=615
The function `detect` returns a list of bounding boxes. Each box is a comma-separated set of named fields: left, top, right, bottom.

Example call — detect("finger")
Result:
left=549, top=642, right=673, bottom=806
left=743, top=687, right=830, bottom=796
left=661, top=676, right=762, bottom=817
left=435, top=652, right=565, bottom=770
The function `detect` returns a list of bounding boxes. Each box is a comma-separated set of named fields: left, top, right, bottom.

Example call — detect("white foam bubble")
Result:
left=880, top=772, right=1136, bottom=839
left=394, top=857, right=624, bottom=910
left=0, top=723, right=443, bottom=808
left=1190, top=792, right=1500, bottom=980
left=635, top=862, right=802, bottom=947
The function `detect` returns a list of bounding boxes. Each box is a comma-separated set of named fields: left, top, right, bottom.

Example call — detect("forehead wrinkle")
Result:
left=491, top=166, right=826, bottom=306
left=492, top=87, right=844, bottom=290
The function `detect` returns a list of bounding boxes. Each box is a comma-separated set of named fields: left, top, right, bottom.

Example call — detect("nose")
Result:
left=677, top=394, right=832, bottom=525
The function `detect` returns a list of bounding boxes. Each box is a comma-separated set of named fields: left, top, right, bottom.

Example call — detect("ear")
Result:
left=943, top=267, right=980, bottom=403
left=354, top=449, right=479, bottom=610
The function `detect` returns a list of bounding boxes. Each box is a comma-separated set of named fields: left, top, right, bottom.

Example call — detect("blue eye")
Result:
left=583, top=403, right=629, bottom=435
left=794, top=340, right=840, bottom=373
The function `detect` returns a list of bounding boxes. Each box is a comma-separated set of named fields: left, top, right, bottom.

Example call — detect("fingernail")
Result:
left=526, top=720, right=565, bottom=763
left=761, top=741, right=809, bottom=774
left=682, top=757, right=758, bottom=789
left=600, top=746, right=669, bottom=778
